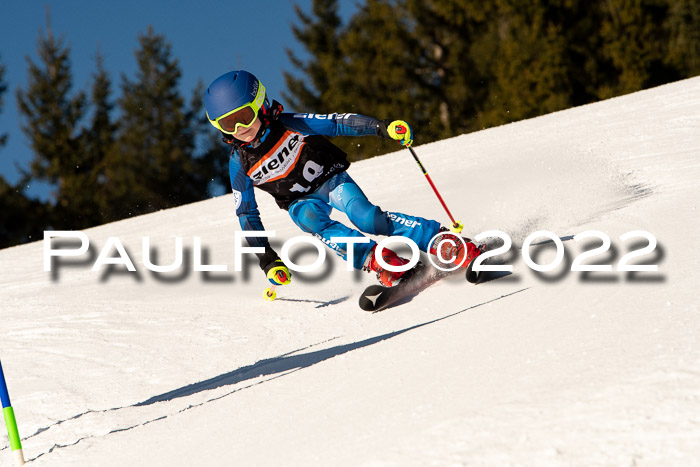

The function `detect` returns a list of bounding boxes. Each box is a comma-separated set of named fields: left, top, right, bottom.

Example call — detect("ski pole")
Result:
left=263, top=268, right=290, bottom=302
left=1, top=360, right=25, bottom=466
left=406, top=145, right=464, bottom=233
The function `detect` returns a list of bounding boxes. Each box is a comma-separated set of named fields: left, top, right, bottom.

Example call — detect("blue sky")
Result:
left=0, top=0, right=357, bottom=200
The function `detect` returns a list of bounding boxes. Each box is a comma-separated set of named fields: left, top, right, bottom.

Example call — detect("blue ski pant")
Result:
left=288, top=172, right=442, bottom=270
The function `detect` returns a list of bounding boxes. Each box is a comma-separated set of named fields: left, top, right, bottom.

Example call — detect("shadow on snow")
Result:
left=136, top=287, right=529, bottom=406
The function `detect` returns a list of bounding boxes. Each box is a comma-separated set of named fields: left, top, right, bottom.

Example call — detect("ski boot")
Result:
left=429, top=227, right=483, bottom=269
left=363, top=244, right=412, bottom=287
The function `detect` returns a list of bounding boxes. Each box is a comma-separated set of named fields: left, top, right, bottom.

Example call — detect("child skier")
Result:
left=204, top=70, right=481, bottom=288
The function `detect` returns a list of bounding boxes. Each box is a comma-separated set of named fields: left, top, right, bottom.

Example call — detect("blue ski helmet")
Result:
left=205, top=70, right=267, bottom=133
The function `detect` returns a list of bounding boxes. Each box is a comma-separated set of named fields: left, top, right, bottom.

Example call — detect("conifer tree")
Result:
left=83, top=52, right=117, bottom=224
left=404, top=0, right=492, bottom=136
left=104, top=27, right=208, bottom=220
left=1, top=56, right=50, bottom=248
left=284, top=0, right=407, bottom=160
left=335, top=0, right=423, bottom=159
left=474, top=0, right=573, bottom=127
left=283, top=0, right=345, bottom=111
left=596, top=0, right=671, bottom=99
left=665, top=0, right=700, bottom=77
left=16, top=26, right=88, bottom=228
left=337, top=2, right=415, bottom=115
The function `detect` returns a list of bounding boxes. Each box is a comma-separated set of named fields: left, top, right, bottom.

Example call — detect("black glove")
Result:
left=259, top=250, right=292, bottom=286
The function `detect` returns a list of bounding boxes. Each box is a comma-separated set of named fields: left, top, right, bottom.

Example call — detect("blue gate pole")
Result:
left=0, top=360, right=25, bottom=466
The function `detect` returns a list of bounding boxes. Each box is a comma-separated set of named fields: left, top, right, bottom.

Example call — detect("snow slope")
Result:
left=1, top=76, right=699, bottom=466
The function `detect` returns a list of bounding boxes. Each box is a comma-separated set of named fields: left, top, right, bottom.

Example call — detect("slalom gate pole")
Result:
left=406, top=145, right=464, bottom=233
left=0, top=360, right=25, bottom=466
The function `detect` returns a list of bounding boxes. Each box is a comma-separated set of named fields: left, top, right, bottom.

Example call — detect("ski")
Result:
left=359, top=263, right=460, bottom=313
left=358, top=240, right=504, bottom=312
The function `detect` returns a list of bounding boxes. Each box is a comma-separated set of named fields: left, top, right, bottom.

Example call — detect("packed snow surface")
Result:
left=2, top=77, right=699, bottom=466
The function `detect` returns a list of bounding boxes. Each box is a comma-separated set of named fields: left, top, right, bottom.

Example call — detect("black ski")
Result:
left=359, top=264, right=426, bottom=312
left=358, top=263, right=463, bottom=312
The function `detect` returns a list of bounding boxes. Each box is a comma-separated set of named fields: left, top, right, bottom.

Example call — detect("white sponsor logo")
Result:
left=232, top=190, right=242, bottom=210
left=249, top=132, right=305, bottom=184
left=293, top=113, right=356, bottom=120
left=388, top=213, right=422, bottom=228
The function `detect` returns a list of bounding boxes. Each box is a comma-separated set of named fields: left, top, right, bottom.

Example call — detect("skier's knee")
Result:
left=350, top=204, right=391, bottom=235
left=289, top=202, right=329, bottom=233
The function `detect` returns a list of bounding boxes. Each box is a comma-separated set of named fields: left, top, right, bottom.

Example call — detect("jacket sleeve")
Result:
left=278, top=112, right=381, bottom=137
left=229, top=151, right=276, bottom=261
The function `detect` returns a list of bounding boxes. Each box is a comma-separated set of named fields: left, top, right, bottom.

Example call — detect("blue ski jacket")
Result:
left=229, top=112, right=382, bottom=251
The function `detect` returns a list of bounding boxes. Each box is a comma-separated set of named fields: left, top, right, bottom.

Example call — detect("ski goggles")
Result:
left=208, top=81, right=266, bottom=135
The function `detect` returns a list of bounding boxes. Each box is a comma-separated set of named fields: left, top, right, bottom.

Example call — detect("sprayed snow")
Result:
left=1, top=76, right=700, bottom=466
